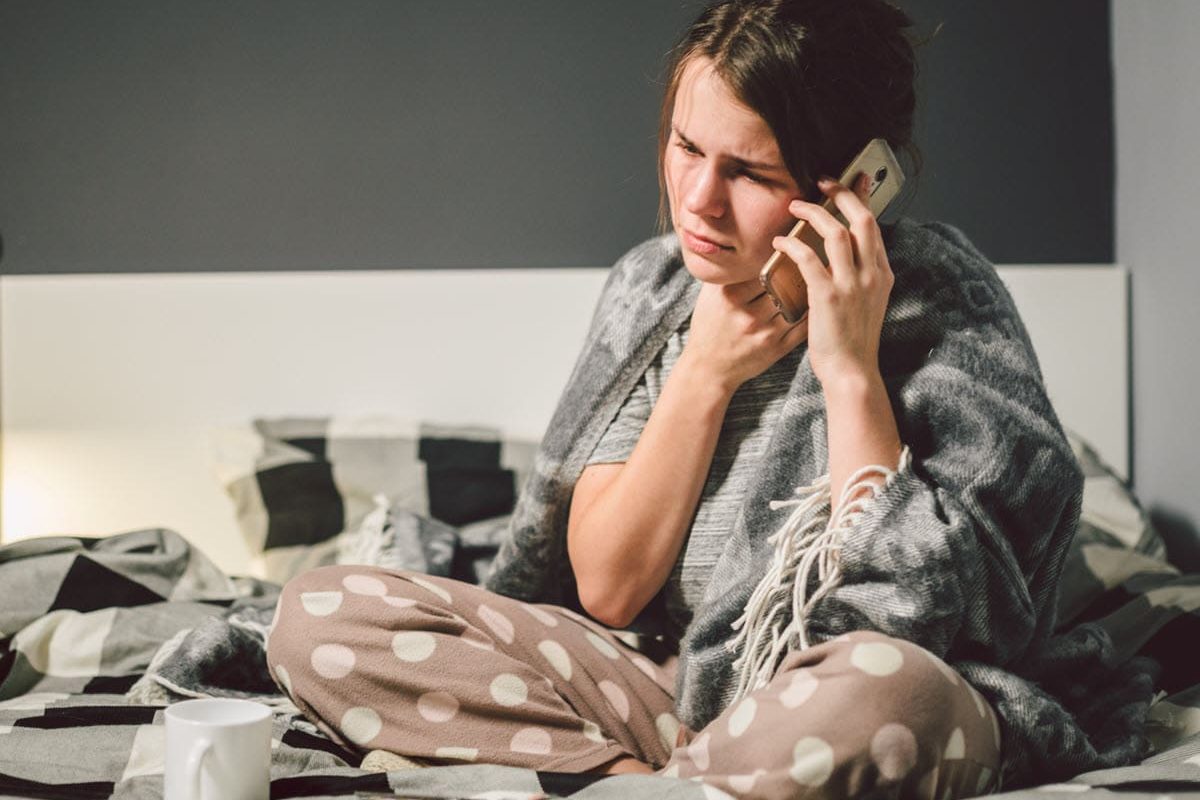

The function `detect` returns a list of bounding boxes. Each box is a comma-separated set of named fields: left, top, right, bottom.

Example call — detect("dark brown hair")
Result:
left=656, top=0, right=929, bottom=232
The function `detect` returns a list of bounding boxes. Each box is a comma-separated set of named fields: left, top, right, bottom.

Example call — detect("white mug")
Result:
left=164, top=698, right=272, bottom=800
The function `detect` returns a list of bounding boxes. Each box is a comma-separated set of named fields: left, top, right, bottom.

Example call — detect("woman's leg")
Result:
left=265, top=564, right=681, bottom=773
left=660, top=630, right=1002, bottom=799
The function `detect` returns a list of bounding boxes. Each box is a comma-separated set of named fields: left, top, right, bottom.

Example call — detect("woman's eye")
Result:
left=672, top=140, right=766, bottom=184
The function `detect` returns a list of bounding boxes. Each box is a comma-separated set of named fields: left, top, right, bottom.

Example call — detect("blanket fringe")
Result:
left=726, top=446, right=911, bottom=702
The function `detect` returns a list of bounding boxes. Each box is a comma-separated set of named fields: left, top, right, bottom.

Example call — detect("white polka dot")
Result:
left=850, top=642, right=905, bottom=676
left=871, top=723, right=918, bottom=780
left=435, top=746, right=479, bottom=761
left=700, top=784, right=736, bottom=800
left=522, top=605, right=559, bottom=627
left=510, top=727, right=552, bottom=755
left=728, top=770, right=766, bottom=793
left=687, top=732, right=711, bottom=771
left=490, top=673, right=528, bottom=707
left=300, top=591, right=343, bottom=617
left=417, top=691, right=459, bottom=723
left=780, top=670, right=820, bottom=708
left=477, top=604, right=515, bottom=644
left=790, top=736, right=835, bottom=786
left=409, top=576, right=452, bottom=604
left=921, top=648, right=960, bottom=684
left=311, top=644, right=355, bottom=679
left=273, top=663, right=293, bottom=695
left=631, top=656, right=658, bottom=681
left=656, top=713, right=681, bottom=751
left=382, top=596, right=418, bottom=608
left=537, top=640, right=572, bottom=680
left=598, top=680, right=630, bottom=722
left=342, top=574, right=387, bottom=596
left=1039, top=784, right=1089, bottom=793
left=944, top=727, right=966, bottom=760
left=341, top=706, right=382, bottom=746
left=585, top=631, right=620, bottom=659
left=392, top=631, right=436, bottom=662
left=582, top=719, right=605, bottom=744
left=727, top=697, right=757, bottom=738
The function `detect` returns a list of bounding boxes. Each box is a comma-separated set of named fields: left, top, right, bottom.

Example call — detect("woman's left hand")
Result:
left=771, top=173, right=894, bottom=390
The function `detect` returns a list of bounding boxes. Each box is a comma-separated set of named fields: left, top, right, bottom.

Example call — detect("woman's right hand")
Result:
left=680, top=278, right=810, bottom=394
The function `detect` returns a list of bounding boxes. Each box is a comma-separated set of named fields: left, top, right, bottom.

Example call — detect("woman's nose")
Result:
left=683, top=165, right=726, bottom=219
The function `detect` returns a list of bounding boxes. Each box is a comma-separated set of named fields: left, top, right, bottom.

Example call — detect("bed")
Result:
left=2, top=261, right=1199, bottom=799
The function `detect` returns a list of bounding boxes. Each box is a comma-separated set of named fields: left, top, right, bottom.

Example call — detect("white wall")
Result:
left=1113, top=1, right=1200, bottom=568
left=1, top=266, right=1129, bottom=577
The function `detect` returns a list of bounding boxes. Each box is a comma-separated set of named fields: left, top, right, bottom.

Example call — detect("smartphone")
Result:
left=759, top=137, right=906, bottom=323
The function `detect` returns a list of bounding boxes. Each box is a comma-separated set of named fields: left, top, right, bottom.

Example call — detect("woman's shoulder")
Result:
left=596, top=233, right=688, bottom=302
left=882, top=217, right=1042, bottom=353
left=884, top=216, right=995, bottom=276
left=609, top=233, right=683, bottom=279
left=884, top=216, right=1016, bottom=311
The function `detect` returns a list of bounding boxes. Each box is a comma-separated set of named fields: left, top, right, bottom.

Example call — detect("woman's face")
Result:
left=664, top=56, right=804, bottom=285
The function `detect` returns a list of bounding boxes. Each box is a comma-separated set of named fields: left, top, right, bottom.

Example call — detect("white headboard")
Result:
left=1, top=264, right=1128, bottom=575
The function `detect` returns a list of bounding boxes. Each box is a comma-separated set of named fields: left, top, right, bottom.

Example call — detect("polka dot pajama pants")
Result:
left=266, top=565, right=1002, bottom=799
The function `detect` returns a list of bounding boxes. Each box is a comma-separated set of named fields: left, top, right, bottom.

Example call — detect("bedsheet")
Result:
left=1, top=528, right=1199, bottom=799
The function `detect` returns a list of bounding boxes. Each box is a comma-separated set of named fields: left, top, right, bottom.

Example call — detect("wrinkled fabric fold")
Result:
left=484, top=220, right=1153, bottom=788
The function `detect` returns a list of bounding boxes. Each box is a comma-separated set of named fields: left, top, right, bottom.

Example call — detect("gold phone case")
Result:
left=759, top=137, right=906, bottom=323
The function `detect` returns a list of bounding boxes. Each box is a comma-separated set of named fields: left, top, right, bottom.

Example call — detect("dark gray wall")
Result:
left=0, top=0, right=1111, bottom=274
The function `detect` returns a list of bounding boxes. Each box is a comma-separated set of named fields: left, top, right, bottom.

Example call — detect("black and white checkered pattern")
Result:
left=3, top=429, right=1200, bottom=798
left=215, top=417, right=538, bottom=584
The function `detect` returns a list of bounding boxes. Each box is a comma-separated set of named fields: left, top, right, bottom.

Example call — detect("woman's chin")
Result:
left=681, top=250, right=756, bottom=285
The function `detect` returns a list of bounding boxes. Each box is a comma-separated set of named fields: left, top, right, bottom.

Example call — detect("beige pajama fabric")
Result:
left=267, top=565, right=1001, bottom=798
left=267, top=565, right=678, bottom=772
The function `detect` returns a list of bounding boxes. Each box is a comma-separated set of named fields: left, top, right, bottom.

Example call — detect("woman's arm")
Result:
left=824, top=369, right=903, bottom=514
left=769, top=176, right=904, bottom=513
left=567, top=349, right=733, bottom=629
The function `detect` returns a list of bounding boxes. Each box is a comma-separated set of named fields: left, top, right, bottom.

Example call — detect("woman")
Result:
left=268, top=1, right=1148, bottom=797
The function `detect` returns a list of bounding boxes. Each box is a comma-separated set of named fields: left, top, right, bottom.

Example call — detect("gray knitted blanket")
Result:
left=484, top=218, right=1154, bottom=789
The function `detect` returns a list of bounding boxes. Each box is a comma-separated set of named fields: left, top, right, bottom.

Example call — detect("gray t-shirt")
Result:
left=585, top=313, right=804, bottom=640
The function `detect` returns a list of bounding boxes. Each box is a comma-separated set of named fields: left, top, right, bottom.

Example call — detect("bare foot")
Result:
left=596, top=755, right=655, bottom=775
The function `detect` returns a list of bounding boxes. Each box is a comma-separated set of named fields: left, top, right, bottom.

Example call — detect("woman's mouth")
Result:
left=682, top=229, right=733, bottom=255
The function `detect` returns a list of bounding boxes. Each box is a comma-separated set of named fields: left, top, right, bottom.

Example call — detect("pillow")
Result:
left=1056, top=427, right=1172, bottom=628
left=1066, top=428, right=1165, bottom=558
left=212, top=416, right=538, bottom=584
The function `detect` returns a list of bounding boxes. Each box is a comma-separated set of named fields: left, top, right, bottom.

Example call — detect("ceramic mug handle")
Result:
left=185, top=737, right=213, bottom=800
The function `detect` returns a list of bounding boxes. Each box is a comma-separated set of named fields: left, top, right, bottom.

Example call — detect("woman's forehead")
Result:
left=672, top=57, right=782, bottom=164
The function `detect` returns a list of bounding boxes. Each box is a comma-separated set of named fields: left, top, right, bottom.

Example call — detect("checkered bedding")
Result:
left=2, top=426, right=1200, bottom=799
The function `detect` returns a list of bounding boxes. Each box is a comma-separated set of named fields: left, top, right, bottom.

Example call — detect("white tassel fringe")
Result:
left=726, top=445, right=912, bottom=702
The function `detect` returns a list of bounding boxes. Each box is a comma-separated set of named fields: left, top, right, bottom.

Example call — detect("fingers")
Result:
left=777, top=173, right=892, bottom=286
left=724, top=278, right=767, bottom=305
left=819, top=173, right=889, bottom=274
left=786, top=194, right=857, bottom=284
left=773, top=233, right=831, bottom=303
left=776, top=314, right=808, bottom=344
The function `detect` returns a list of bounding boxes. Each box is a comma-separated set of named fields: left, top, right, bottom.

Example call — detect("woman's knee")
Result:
left=265, top=565, right=444, bottom=682
left=267, top=565, right=348, bottom=680
left=780, top=631, right=1001, bottom=793
left=671, top=631, right=1001, bottom=798
left=776, top=631, right=996, bottom=745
